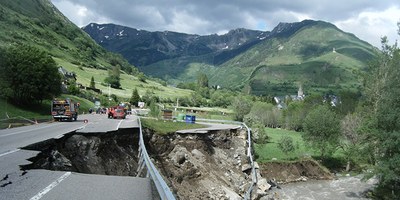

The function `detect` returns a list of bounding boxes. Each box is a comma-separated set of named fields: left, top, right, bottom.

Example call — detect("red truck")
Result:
left=108, top=106, right=127, bottom=119
left=51, top=98, right=79, bottom=121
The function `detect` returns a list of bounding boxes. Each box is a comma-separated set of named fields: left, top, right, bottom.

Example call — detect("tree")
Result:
left=251, top=123, right=269, bottom=144
left=0, top=44, right=61, bottom=104
left=282, top=101, right=307, bottom=131
left=137, top=72, right=146, bottom=83
left=363, top=34, right=400, bottom=198
left=148, top=100, right=160, bottom=118
left=90, top=76, right=96, bottom=88
left=302, top=105, right=340, bottom=158
left=340, top=113, right=363, bottom=171
left=177, top=82, right=196, bottom=90
left=210, top=89, right=233, bottom=108
left=105, top=65, right=121, bottom=89
left=196, top=86, right=210, bottom=99
left=335, top=90, right=361, bottom=116
left=197, top=72, right=209, bottom=88
left=244, top=101, right=281, bottom=128
left=231, top=95, right=252, bottom=121
left=277, top=136, right=295, bottom=156
left=141, top=90, right=159, bottom=104
left=129, top=88, right=141, bottom=107
left=190, top=92, right=206, bottom=107
left=67, top=79, right=80, bottom=95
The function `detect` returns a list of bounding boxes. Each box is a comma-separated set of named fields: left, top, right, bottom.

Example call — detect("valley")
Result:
left=84, top=20, right=378, bottom=95
left=1, top=0, right=399, bottom=199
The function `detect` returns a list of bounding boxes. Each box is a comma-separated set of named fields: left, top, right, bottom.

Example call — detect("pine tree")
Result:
left=90, top=76, right=96, bottom=88
left=129, top=88, right=141, bottom=107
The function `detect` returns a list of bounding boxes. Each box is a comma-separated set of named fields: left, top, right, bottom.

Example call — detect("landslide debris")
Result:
left=259, top=160, right=334, bottom=184
left=143, top=128, right=256, bottom=199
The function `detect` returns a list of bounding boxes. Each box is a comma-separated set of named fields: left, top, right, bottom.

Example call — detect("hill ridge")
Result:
left=86, top=19, right=377, bottom=95
left=82, top=20, right=378, bottom=96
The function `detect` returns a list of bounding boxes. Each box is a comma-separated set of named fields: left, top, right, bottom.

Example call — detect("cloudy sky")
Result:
left=51, top=0, right=400, bottom=47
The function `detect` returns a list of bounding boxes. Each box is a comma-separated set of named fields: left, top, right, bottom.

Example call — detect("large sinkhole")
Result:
left=20, top=127, right=253, bottom=199
left=21, top=128, right=144, bottom=176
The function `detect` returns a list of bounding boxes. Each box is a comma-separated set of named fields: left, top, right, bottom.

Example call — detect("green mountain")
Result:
left=85, top=20, right=378, bottom=96
left=0, top=0, right=128, bottom=71
left=0, top=0, right=192, bottom=100
left=210, top=20, right=378, bottom=95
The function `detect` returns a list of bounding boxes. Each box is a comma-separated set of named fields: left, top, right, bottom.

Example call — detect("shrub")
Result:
left=277, top=136, right=295, bottom=155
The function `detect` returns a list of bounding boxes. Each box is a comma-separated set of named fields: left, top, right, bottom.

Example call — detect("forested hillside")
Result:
left=0, top=0, right=135, bottom=74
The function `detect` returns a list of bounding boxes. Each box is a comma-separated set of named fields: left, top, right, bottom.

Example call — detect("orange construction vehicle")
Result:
left=51, top=98, right=79, bottom=121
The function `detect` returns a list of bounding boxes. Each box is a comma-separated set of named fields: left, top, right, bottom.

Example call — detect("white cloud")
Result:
left=165, top=10, right=211, bottom=34
left=52, top=0, right=112, bottom=27
left=76, top=5, right=87, bottom=17
left=335, top=6, right=400, bottom=47
left=51, top=0, right=400, bottom=46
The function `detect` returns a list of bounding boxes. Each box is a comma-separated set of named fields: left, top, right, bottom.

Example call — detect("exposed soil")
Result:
left=143, top=128, right=251, bottom=199
left=259, top=160, right=334, bottom=184
left=22, top=128, right=140, bottom=176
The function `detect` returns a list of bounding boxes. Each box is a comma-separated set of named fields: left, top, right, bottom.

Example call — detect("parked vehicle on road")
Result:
left=51, top=98, right=79, bottom=121
left=108, top=106, right=127, bottom=119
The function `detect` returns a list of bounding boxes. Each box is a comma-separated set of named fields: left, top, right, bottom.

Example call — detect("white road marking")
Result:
left=117, top=119, right=123, bottom=130
left=0, top=124, right=59, bottom=138
left=0, top=149, right=20, bottom=157
left=29, top=172, right=72, bottom=200
left=55, top=124, right=88, bottom=138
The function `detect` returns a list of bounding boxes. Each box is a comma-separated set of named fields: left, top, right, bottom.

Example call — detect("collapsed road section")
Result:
left=20, top=123, right=269, bottom=199
left=21, top=128, right=141, bottom=176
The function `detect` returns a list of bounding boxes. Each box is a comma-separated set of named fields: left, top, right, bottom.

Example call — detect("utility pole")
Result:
left=175, top=98, right=179, bottom=111
left=108, top=84, right=111, bottom=101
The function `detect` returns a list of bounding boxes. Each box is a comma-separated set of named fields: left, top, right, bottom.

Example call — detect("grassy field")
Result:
left=141, top=118, right=206, bottom=135
left=0, top=99, right=51, bottom=120
left=0, top=95, right=95, bottom=129
left=54, top=57, right=192, bottom=100
left=255, top=127, right=350, bottom=170
left=171, top=106, right=234, bottom=121
left=255, top=128, right=319, bottom=162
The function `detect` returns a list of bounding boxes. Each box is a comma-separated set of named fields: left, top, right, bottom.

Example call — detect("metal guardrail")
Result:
left=136, top=117, right=176, bottom=200
left=195, top=118, right=258, bottom=200
left=136, top=117, right=257, bottom=199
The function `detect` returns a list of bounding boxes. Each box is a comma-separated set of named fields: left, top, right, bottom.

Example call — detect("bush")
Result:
left=252, top=123, right=269, bottom=144
left=277, top=136, right=295, bottom=155
left=149, top=100, right=161, bottom=118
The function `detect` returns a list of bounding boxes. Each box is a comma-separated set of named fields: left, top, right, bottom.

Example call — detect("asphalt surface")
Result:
left=0, top=114, right=152, bottom=200
left=176, top=122, right=241, bottom=134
